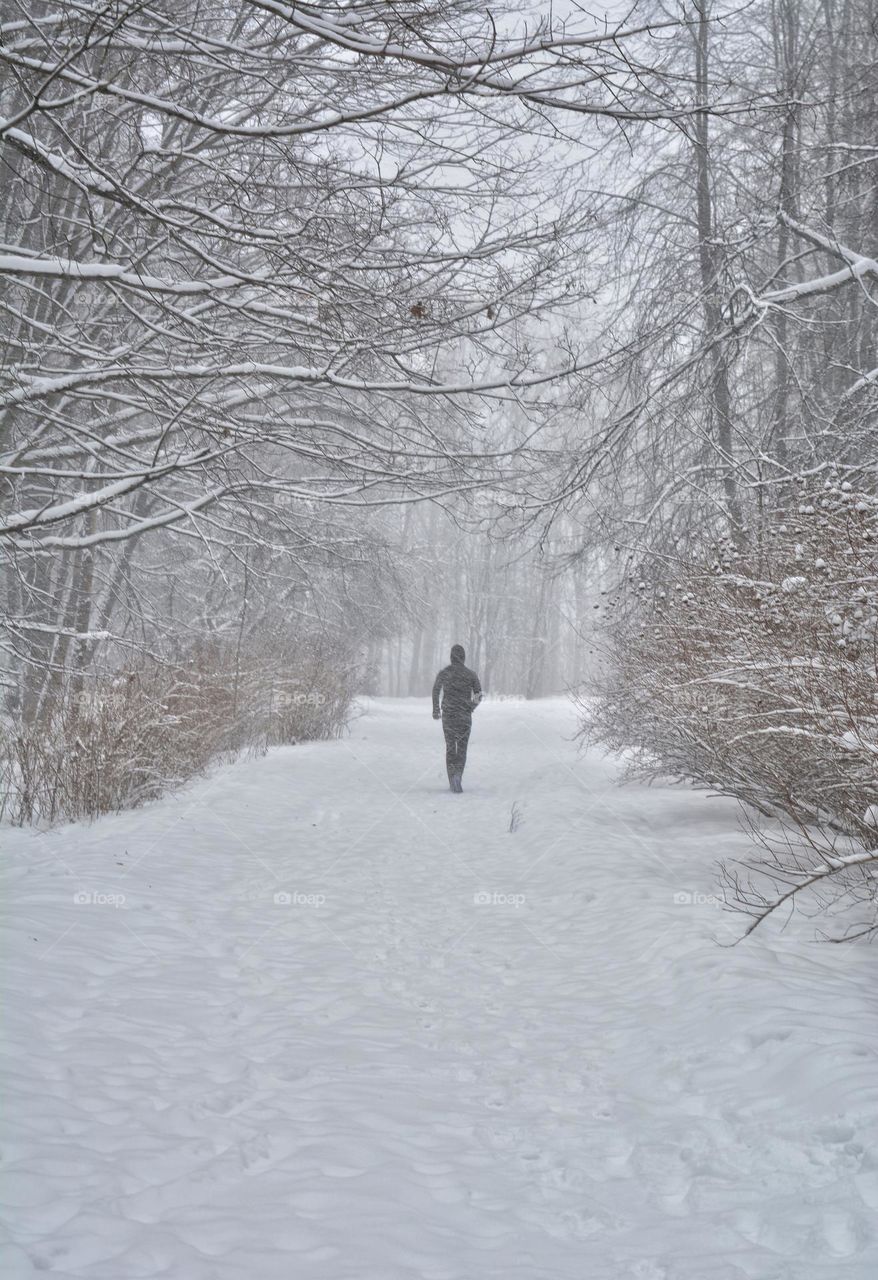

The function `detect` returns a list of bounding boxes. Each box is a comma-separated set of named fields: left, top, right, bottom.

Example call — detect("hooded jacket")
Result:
left=432, top=646, right=482, bottom=720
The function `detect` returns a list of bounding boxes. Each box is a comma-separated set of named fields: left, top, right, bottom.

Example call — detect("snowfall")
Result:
left=2, top=698, right=877, bottom=1279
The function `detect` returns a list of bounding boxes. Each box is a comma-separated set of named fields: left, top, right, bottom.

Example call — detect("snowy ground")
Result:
left=2, top=697, right=877, bottom=1279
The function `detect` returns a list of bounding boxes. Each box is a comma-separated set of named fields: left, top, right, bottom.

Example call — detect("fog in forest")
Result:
left=2, top=2, right=878, bottom=1274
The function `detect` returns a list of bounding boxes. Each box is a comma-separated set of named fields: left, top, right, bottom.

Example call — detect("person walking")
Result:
left=432, top=644, right=482, bottom=792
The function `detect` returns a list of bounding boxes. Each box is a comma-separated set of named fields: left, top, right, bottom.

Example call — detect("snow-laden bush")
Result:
left=0, top=634, right=358, bottom=826
left=243, top=631, right=360, bottom=751
left=1, top=662, right=228, bottom=826
left=584, top=482, right=878, bottom=937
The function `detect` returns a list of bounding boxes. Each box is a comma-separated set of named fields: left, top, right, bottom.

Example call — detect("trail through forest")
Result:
left=2, top=699, right=877, bottom=1279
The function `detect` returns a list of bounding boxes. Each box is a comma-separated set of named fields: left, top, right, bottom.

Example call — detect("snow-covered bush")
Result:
left=0, top=634, right=358, bottom=826
left=584, top=482, right=878, bottom=936
left=1, top=664, right=221, bottom=825
left=259, top=636, right=359, bottom=750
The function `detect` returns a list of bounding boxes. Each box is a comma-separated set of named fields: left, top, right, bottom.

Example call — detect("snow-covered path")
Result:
left=2, top=698, right=877, bottom=1279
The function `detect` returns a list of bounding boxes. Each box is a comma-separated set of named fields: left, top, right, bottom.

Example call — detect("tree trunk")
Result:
left=693, top=1, right=745, bottom=542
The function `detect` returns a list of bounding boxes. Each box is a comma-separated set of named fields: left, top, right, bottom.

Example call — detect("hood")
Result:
left=450, top=644, right=465, bottom=664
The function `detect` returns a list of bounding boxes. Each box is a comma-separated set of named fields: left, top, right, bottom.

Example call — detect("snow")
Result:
left=0, top=253, right=270, bottom=296
left=1, top=357, right=580, bottom=414
left=2, top=697, right=877, bottom=1279
left=754, top=215, right=878, bottom=309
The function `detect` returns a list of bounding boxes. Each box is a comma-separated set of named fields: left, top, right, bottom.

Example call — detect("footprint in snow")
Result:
left=238, top=1132, right=273, bottom=1171
left=628, top=1261, right=668, bottom=1280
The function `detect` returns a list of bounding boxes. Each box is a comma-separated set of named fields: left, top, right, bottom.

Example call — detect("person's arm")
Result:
left=431, top=670, right=443, bottom=718
left=471, top=672, right=483, bottom=709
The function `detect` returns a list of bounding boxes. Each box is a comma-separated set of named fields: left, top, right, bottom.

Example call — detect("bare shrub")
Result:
left=1, top=666, right=222, bottom=825
left=720, top=810, right=878, bottom=943
left=583, top=482, right=878, bottom=938
left=0, top=634, right=359, bottom=826
left=244, top=632, right=359, bottom=750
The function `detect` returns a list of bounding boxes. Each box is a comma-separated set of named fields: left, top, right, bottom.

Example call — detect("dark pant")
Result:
left=442, top=715, right=471, bottom=782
